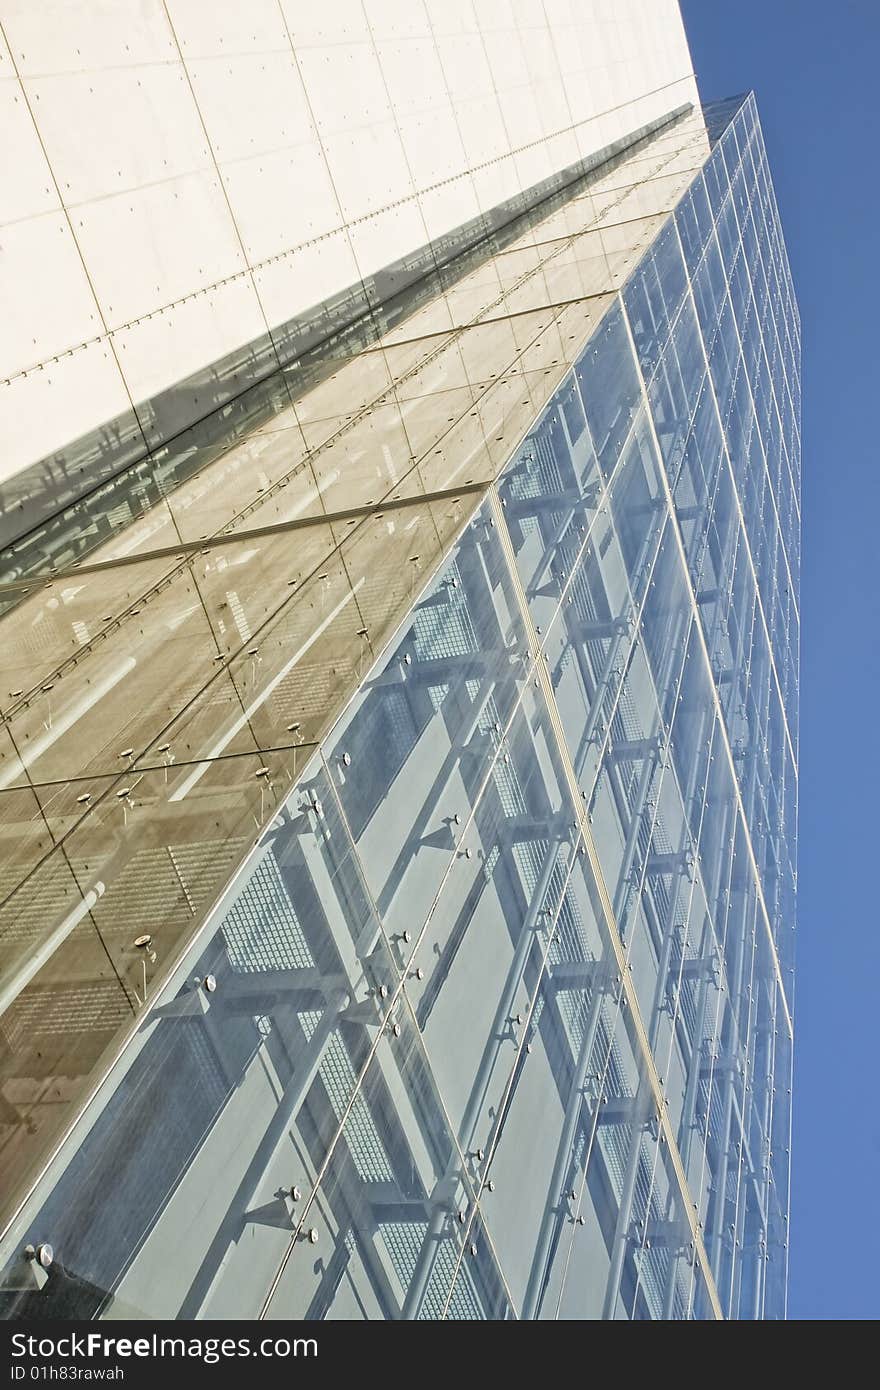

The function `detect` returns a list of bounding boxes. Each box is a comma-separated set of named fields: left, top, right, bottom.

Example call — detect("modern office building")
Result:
left=0, top=3, right=798, bottom=1319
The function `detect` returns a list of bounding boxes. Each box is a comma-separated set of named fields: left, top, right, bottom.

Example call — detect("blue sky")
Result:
left=681, top=0, right=880, bottom=1321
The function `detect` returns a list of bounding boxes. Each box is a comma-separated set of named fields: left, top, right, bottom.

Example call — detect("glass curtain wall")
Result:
left=0, top=105, right=715, bottom=1237
left=0, top=93, right=798, bottom=1322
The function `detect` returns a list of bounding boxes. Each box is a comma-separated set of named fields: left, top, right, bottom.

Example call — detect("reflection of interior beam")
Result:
left=504, top=487, right=582, bottom=519
left=676, top=916, right=714, bottom=1180
left=417, top=872, right=488, bottom=1030
left=521, top=969, right=610, bottom=1318
left=179, top=987, right=349, bottom=1319
left=464, top=838, right=569, bottom=1157
left=402, top=837, right=567, bottom=1318
left=728, top=1088, right=769, bottom=1234
left=570, top=629, right=628, bottom=772
left=708, top=897, right=749, bottom=1281
left=567, top=520, right=666, bottom=782
left=612, top=746, right=662, bottom=923
left=398, top=1178, right=460, bottom=1322
left=500, top=811, right=572, bottom=846
left=376, top=675, right=499, bottom=922
left=601, top=1083, right=653, bottom=1319
left=607, top=735, right=661, bottom=765
left=643, top=1216, right=689, bottom=1249
left=218, top=968, right=348, bottom=1006
left=571, top=617, right=629, bottom=641
left=546, top=959, right=602, bottom=989
left=403, top=649, right=526, bottom=685
left=311, top=1169, right=413, bottom=1319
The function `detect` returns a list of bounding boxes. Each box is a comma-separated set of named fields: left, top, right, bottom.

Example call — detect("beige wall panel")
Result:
left=73, top=172, right=246, bottom=329
left=253, top=231, right=362, bottom=332
left=0, top=76, right=59, bottom=224
left=111, top=276, right=267, bottom=405
left=0, top=344, right=131, bottom=485
left=0, top=213, right=100, bottom=377
left=167, top=0, right=289, bottom=57
left=0, top=0, right=698, bottom=499
left=22, top=66, right=209, bottom=208
left=1, top=0, right=175, bottom=74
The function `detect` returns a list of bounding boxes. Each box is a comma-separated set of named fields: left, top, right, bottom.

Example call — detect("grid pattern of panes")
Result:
left=0, top=94, right=797, bottom=1321
left=0, top=103, right=717, bottom=1238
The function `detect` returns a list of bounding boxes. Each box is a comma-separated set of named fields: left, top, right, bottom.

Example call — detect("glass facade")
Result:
left=0, top=93, right=798, bottom=1320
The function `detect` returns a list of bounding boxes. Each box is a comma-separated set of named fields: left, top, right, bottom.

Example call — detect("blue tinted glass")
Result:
left=0, top=760, right=399, bottom=1319
left=323, top=501, right=530, bottom=954
left=675, top=173, right=714, bottom=274
left=0, top=96, right=798, bottom=1323
left=624, top=218, right=688, bottom=379
left=574, top=301, right=641, bottom=480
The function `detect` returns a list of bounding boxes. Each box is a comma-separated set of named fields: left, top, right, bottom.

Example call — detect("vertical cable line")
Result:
left=617, top=301, right=793, bottom=1038
left=488, top=488, right=724, bottom=1320
left=709, top=120, right=801, bottom=612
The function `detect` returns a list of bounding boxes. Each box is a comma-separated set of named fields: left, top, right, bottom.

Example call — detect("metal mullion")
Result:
left=618, top=295, right=793, bottom=1043
left=625, top=705, right=723, bottom=1319
left=715, top=219, right=801, bottom=610
left=720, top=897, right=761, bottom=1316
left=488, top=487, right=724, bottom=1320
left=670, top=219, right=799, bottom=782
left=687, top=129, right=802, bottom=558
left=741, top=173, right=801, bottom=511
left=737, top=191, right=802, bottom=539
